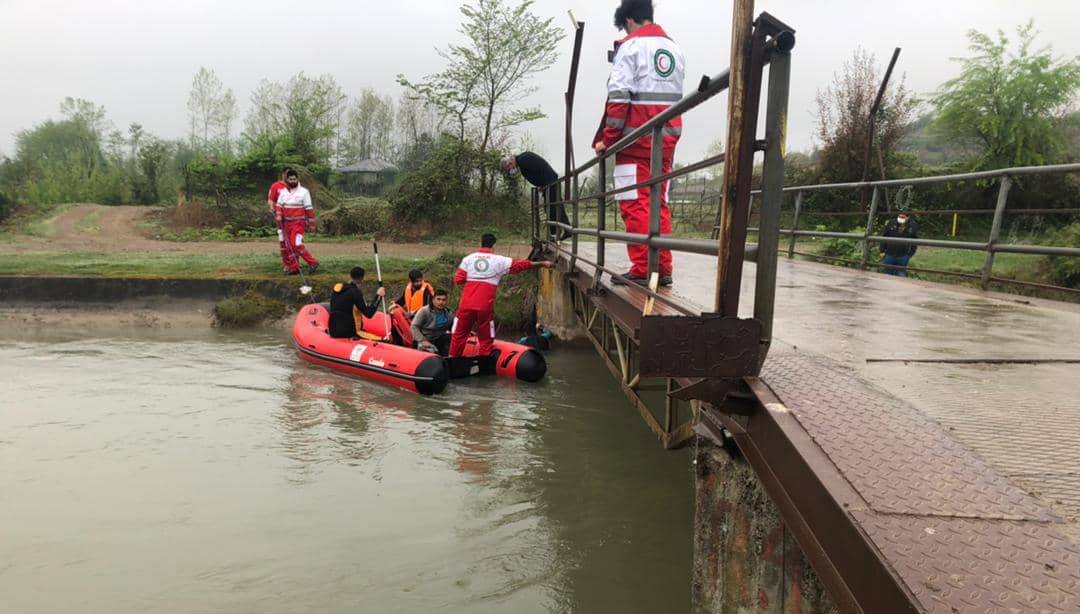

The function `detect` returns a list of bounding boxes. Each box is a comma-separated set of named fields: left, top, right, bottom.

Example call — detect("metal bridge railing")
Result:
left=532, top=12, right=796, bottom=363
left=742, top=162, right=1080, bottom=293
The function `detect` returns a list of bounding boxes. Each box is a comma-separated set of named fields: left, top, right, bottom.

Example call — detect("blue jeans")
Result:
left=883, top=254, right=911, bottom=277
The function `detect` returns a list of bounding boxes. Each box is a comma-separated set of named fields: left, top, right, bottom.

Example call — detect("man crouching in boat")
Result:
left=449, top=233, right=553, bottom=357
left=411, top=288, right=454, bottom=356
left=329, top=266, right=386, bottom=340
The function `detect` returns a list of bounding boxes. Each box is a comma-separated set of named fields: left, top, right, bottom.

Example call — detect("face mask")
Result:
left=897, top=216, right=907, bottom=225
left=507, top=166, right=520, bottom=177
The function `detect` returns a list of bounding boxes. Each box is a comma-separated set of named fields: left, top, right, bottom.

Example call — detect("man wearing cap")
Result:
left=879, top=210, right=919, bottom=277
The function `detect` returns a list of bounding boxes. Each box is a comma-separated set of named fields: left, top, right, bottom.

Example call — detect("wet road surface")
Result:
left=581, top=243, right=1080, bottom=536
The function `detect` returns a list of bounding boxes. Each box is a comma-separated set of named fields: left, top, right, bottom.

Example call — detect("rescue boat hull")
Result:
left=292, top=305, right=449, bottom=395
left=362, top=312, right=547, bottom=383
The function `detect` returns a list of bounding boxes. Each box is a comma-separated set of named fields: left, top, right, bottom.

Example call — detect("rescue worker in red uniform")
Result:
left=267, top=168, right=292, bottom=273
left=275, top=169, right=319, bottom=275
left=449, top=233, right=553, bottom=357
left=594, top=0, right=685, bottom=287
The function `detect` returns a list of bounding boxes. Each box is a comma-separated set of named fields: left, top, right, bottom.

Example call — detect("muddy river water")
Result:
left=0, top=326, right=692, bottom=613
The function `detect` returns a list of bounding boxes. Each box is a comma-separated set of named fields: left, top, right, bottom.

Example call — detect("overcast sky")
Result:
left=2, top=0, right=1078, bottom=166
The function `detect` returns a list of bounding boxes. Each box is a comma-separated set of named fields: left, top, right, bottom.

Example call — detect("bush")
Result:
left=1045, top=222, right=1080, bottom=288
left=818, top=225, right=864, bottom=265
left=387, top=136, right=525, bottom=238
left=319, top=197, right=391, bottom=236
left=213, top=291, right=287, bottom=328
left=0, top=191, right=15, bottom=224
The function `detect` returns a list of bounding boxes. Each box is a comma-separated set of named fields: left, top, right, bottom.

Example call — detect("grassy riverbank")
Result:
left=0, top=249, right=541, bottom=333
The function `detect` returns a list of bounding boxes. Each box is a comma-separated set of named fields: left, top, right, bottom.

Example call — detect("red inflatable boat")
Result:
left=358, top=311, right=547, bottom=383
left=291, top=305, right=546, bottom=394
left=292, top=304, right=449, bottom=394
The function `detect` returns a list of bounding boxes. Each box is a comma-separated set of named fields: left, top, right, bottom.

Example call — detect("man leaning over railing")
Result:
left=593, top=0, right=685, bottom=287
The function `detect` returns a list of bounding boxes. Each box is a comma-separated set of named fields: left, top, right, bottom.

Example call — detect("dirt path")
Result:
left=1, top=204, right=531, bottom=258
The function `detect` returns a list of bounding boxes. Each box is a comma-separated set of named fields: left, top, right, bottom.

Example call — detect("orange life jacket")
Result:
left=402, top=282, right=434, bottom=313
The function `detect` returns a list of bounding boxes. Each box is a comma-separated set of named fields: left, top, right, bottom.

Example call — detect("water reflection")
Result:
left=1, top=331, right=691, bottom=613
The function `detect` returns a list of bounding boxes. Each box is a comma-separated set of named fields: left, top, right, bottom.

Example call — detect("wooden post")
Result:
left=714, top=0, right=755, bottom=315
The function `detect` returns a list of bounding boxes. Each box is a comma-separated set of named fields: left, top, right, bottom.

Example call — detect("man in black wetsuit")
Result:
left=328, top=266, right=386, bottom=339
left=502, top=152, right=571, bottom=240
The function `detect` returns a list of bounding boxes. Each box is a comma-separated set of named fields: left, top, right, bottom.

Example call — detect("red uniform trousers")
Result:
left=276, top=225, right=292, bottom=271
left=616, top=153, right=673, bottom=278
left=281, top=220, right=318, bottom=271
left=449, top=307, right=495, bottom=357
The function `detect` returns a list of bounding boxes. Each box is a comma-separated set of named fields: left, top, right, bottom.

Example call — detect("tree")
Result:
left=243, top=72, right=346, bottom=166
left=397, top=0, right=563, bottom=163
left=931, top=22, right=1080, bottom=170
left=187, top=67, right=238, bottom=155
left=60, top=97, right=109, bottom=139
left=133, top=137, right=172, bottom=204
left=814, top=48, right=918, bottom=183
left=341, top=89, right=396, bottom=164
left=396, top=95, right=445, bottom=154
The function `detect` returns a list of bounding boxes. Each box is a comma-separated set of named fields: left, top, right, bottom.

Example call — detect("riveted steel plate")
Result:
left=852, top=512, right=1080, bottom=613
left=762, top=351, right=1054, bottom=520
left=639, top=315, right=761, bottom=378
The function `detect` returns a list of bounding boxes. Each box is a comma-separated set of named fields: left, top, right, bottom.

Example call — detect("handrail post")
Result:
left=647, top=125, right=664, bottom=279
left=860, top=186, right=880, bottom=269
left=595, top=157, right=607, bottom=288
left=715, top=1, right=764, bottom=315
left=788, top=190, right=803, bottom=259
left=755, top=42, right=790, bottom=367
left=570, top=174, right=580, bottom=273
left=531, top=187, right=540, bottom=244
left=982, top=175, right=1012, bottom=289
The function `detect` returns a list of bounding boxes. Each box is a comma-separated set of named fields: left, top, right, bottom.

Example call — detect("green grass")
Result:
left=786, top=237, right=1077, bottom=301
left=75, top=209, right=103, bottom=233
left=0, top=248, right=540, bottom=332
left=0, top=252, right=442, bottom=281
left=5, top=202, right=76, bottom=239
left=214, top=291, right=288, bottom=327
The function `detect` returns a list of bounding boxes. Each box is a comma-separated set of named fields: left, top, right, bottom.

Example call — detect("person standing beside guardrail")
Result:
left=879, top=209, right=919, bottom=277
left=593, top=0, right=685, bottom=287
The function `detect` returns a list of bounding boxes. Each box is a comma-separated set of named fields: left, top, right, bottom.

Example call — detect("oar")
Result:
left=373, top=241, right=391, bottom=340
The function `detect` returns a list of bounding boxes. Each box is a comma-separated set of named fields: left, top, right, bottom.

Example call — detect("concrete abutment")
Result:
left=693, top=444, right=838, bottom=613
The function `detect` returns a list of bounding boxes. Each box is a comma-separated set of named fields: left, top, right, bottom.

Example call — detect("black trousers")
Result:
left=415, top=334, right=451, bottom=356
left=544, top=185, right=571, bottom=240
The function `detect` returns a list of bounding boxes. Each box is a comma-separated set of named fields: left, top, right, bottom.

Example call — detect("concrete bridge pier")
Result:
left=693, top=443, right=837, bottom=613
left=535, top=267, right=584, bottom=340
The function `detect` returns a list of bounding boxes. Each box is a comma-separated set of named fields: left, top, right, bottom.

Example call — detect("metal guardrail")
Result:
left=742, top=163, right=1080, bottom=291
left=532, top=13, right=795, bottom=365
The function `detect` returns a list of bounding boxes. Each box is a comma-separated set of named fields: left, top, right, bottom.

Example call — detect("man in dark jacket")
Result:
left=502, top=152, right=571, bottom=240
left=879, top=210, right=918, bottom=277
left=328, top=266, right=386, bottom=339
left=410, top=288, right=454, bottom=355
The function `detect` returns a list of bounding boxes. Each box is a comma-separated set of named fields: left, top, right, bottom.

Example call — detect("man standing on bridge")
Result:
left=593, top=0, right=685, bottom=287
left=449, top=233, right=553, bottom=358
